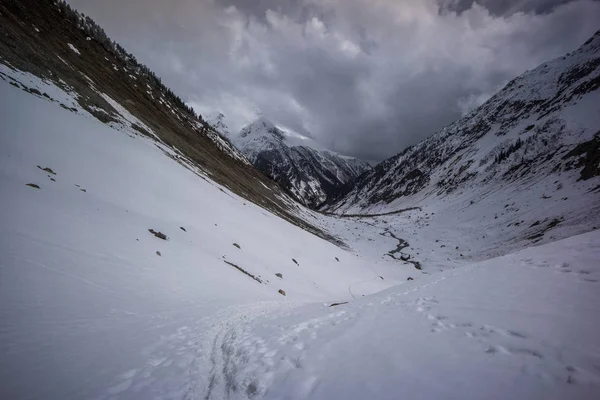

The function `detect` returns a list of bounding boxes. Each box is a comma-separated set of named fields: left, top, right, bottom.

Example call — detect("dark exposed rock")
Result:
left=223, top=260, right=262, bottom=283
left=563, top=131, right=600, bottom=180
left=37, top=165, right=56, bottom=175
left=149, top=229, right=168, bottom=240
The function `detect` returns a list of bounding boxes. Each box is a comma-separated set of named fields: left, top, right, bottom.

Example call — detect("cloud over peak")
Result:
left=69, top=0, right=599, bottom=160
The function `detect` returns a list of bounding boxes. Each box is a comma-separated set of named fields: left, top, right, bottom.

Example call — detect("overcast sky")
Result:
left=68, top=0, right=599, bottom=160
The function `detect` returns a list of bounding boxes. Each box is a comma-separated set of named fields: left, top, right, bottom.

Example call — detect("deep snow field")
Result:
left=1, top=67, right=600, bottom=399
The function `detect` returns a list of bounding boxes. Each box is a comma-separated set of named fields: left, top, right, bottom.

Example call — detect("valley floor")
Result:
left=1, top=66, right=600, bottom=400
left=96, top=230, right=600, bottom=400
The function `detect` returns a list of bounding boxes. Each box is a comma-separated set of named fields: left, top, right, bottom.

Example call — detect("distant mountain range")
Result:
left=208, top=115, right=370, bottom=208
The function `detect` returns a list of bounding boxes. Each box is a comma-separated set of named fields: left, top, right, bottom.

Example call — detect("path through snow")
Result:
left=98, top=230, right=600, bottom=400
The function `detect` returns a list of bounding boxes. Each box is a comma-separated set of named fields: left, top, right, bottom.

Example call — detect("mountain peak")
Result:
left=239, top=116, right=285, bottom=141
left=232, top=117, right=371, bottom=207
left=206, top=112, right=231, bottom=137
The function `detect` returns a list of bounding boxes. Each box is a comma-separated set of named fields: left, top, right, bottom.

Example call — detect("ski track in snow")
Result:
left=97, top=302, right=300, bottom=400
left=98, top=245, right=600, bottom=399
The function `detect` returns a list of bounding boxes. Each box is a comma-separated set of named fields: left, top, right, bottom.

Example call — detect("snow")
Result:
left=98, top=91, right=154, bottom=136
left=2, top=37, right=600, bottom=399
left=0, top=63, right=79, bottom=110
left=67, top=42, right=80, bottom=55
left=234, top=116, right=361, bottom=162
left=328, top=33, right=600, bottom=247
left=0, top=73, right=405, bottom=399
left=206, top=112, right=231, bottom=138
left=253, top=230, right=600, bottom=400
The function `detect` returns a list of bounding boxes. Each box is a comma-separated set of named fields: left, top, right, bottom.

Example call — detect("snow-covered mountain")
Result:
left=222, top=116, right=370, bottom=208
left=327, top=30, right=600, bottom=218
left=206, top=112, right=232, bottom=138
left=0, top=0, right=346, bottom=242
left=3, top=2, right=600, bottom=400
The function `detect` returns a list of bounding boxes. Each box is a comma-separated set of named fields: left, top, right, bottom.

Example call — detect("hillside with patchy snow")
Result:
left=0, top=0, right=337, bottom=242
left=224, top=116, right=370, bottom=208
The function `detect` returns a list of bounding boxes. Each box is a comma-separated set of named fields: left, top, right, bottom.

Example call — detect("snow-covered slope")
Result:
left=0, top=0, right=329, bottom=240
left=0, top=68, right=411, bottom=400
left=180, top=230, right=600, bottom=400
left=225, top=116, right=370, bottom=208
left=327, top=31, right=600, bottom=215
left=2, top=2, right=600, bottom=400
left=3, top=72, right=599, bottom=399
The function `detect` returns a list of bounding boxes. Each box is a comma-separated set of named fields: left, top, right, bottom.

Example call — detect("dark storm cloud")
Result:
left=437, top=0, right=590, bottom=15
left=68, top=0, right=600, bottom=160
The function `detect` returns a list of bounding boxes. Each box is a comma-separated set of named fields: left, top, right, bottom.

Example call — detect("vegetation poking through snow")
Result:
left=494, top=138, right=524, bottom=164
